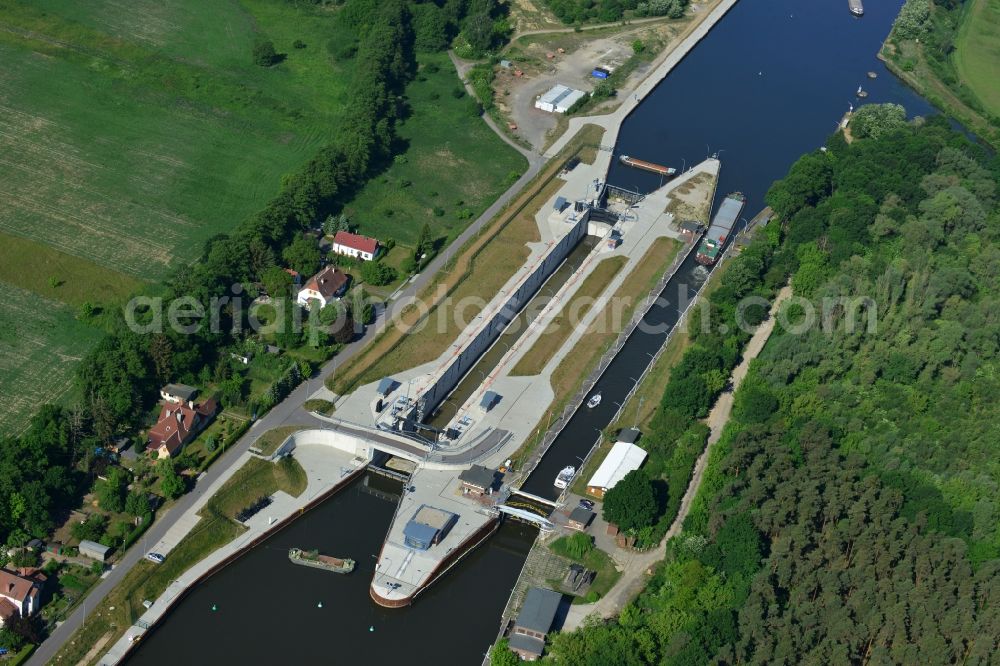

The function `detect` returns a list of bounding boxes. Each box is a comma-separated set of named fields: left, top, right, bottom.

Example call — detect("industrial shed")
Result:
left=534, top=85, right=586, bottom=113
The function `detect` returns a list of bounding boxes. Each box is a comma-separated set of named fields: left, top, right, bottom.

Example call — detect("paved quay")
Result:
left=99, top=439, right=364, bottom=665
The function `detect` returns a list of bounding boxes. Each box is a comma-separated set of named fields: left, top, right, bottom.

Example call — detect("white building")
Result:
left=535, top=85, right=587, bottom=113
left=0, top=568, right=42, bottom=626
left=332, top=231, right=379, bottom=261
left=585, top=429, right=647, bottom=498
left=296, top=265, right=350, bottom=310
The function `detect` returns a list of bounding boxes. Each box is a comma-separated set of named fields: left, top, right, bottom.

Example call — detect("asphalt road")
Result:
left=28, top=119, right=544, bottom=666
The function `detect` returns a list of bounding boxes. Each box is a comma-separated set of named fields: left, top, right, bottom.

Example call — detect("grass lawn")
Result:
left=0, top=232, right=144, bottom=309
left=252, top=425, right=309, bottom=457
left=512, top=256, right=627, bottom=376
left=332, top=124, right=606, bottom=395
left=0, top=282, right=103, bottom=436
left=343, top=53, right=527, bottom=247
left=50, top=456, right=307, bottom=666
left=954, top=0, right=1000, bottom=116
left=549, top=535, right=621, bottom=603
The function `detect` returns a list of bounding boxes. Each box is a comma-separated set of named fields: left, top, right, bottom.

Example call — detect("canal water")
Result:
left=128, top=0, right=938, bottom=662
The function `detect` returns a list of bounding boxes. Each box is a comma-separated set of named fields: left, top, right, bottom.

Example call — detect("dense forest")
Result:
left=0, top=0, right=509, bottom=547
left=543, top=0, right=690, bottom=24
left=538, top=115, right=1000, bottom=663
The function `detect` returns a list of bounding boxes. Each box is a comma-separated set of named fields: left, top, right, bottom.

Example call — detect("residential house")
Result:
left=160, top=383, right=198, bottom=404
left=585, top=429, right=647, bottom=499
left=508, top=587, right=563, bottom=661
left=0, top=568, right=44, bottom=627
left=296, top=266, right=350, bottom=310
left=331, top=231, right=379, bottom=261
left=146, top=397, right=218, bottom=459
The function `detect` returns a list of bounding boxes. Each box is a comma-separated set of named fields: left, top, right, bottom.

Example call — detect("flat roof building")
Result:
left=567, top=507, right=594, bottom=531
left=535, top=85, right=586, bottom=114
left=586, top=438, right=647, bottom=499
left=403, top=505, right=457, bottom=550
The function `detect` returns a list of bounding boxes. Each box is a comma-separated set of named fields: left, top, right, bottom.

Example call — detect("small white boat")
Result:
left=586, top=392, right=602, bottom=409
left=554, top=466, right=576, bottom=489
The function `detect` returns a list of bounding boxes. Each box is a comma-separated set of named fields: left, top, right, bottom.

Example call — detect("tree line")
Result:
left=0, top=0, right=486, bottom=548
left=545, top=115, right=1000, bottom=662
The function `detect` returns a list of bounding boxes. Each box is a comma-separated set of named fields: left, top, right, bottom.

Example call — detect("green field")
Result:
left=343, top=53, right=527, bottom=246
left=0, top=0, right=354, bottom=280
left=954, top=0, right=1000, bottom=117
left=0, top=282, right=103, bottom=436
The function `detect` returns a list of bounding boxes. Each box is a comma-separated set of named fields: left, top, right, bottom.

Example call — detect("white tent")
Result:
left=586, top=441, right=647, bottom=497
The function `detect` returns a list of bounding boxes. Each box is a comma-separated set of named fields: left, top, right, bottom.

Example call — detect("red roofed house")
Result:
left=296, top=266, right=350, bottom=310
left=146, top=397, right=218, bottom=459
left=0, top=568, right=43, bottom=626
left=332, top=231, right=379, bottom=261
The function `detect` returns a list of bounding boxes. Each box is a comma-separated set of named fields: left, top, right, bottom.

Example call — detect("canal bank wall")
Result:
left=100, top=446, right=368, bottom=664
left=416, top=212, right=590, bottom=420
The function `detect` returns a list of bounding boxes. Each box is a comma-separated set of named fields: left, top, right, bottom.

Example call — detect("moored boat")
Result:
left=696, top=192, right=746, bottom=266
left=288, top=548, right=355, bottom=574
left=554, top=466, right=576, bottom=489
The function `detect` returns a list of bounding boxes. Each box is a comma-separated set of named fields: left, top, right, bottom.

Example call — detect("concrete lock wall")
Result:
left=418, top=213, right=589, bottom=418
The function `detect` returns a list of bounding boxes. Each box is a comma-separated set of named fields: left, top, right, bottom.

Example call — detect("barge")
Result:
left=848, top=0, right=864, bottom=16
left=695, top=192, right=745, bottom=265
left=619, top=154, right=677, bottom=177
left=288, top=548, right=355, bottom=574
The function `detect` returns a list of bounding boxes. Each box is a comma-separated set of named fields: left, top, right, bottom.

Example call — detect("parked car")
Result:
left=146, top=552, right=165, bottom=564
left=578, top=499, right=595, bottom=511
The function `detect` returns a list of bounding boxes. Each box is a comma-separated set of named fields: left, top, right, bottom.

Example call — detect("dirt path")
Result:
left=562, top=284, right=792, bottom=630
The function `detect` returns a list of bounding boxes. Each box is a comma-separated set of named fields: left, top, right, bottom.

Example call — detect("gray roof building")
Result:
left=459, top=465, right=497, bottom=493
left=618, top=427, right=640, bottom=444
left=161, top=383, right=198, bottom=403
left=78, top=539, right=111, bottom=562
left=515, top=587, right=562, bottom=634
left=568, top=507, right=594, bottom=529
left=403, top=505, right=457, bottom=550
left=377, top=377, right=398, bottom=397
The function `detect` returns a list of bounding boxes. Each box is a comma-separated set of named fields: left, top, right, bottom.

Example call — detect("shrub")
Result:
left=252, top=40, right=279, bottom=67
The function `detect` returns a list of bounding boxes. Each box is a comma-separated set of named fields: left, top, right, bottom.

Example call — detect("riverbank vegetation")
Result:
left=543, top=0, right=690, bottom=24
left=882, top=0, right=1000, bottom=147
left=543, top=116, right=1000, bottom=662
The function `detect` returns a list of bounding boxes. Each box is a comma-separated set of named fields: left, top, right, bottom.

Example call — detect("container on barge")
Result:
left=695, top=192, right=745, bottom=265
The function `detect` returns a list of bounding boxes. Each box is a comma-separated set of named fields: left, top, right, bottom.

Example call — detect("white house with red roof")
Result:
left=332, top=231, right=379, bottom=261
left=146, top=396, right=218, bottom=459
left=0, top=568, right=44, bottom=626
left=296, top=265, right=350, bottom=310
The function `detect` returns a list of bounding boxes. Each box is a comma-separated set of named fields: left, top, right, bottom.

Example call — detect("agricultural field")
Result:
left=0, top=0, right=354, bottom=280
left=954, top=0, right=1000, bottom=117
left=0, top=282, right=103, bottom=436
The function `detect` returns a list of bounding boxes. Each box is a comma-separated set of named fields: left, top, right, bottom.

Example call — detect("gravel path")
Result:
left=562, top=284, right=792, bottom=630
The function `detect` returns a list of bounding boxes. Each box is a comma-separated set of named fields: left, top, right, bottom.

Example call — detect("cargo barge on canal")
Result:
left=288, top=548, right=355, bottom=574
left=619, top=154, right=677, bottom=177
left=695, top=192, right=745, bottom=265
